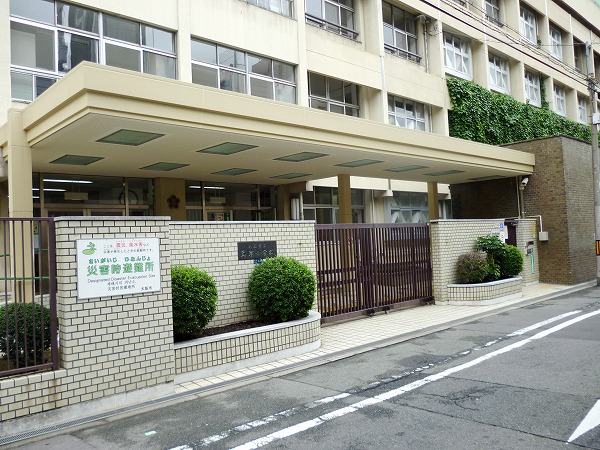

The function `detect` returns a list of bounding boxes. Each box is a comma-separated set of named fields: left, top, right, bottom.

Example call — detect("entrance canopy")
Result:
left=1, top=63, right=534, bottom=186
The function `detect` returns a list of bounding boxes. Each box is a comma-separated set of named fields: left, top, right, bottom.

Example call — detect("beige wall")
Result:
left=154, top=178, right=186, bottom=221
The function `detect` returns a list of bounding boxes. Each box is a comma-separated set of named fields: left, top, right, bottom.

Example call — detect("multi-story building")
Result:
left=6, top=0, right=596, bottom=224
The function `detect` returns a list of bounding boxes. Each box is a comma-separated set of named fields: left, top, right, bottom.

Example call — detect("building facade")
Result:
left=11, top=0, right=600, bottom=223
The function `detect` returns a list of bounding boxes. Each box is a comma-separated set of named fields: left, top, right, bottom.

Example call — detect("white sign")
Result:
left=76, top=238, right=161, bottom=300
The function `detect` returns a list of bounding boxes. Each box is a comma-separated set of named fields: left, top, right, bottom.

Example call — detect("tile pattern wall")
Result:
left=175, top=314, right=320, bottom=375
left=0, top=218, right=175, bottom=423
left=430, top=219, right=537, bottom=303
left=169, top=221, right=317, bottom=327
left=447, top=277, right=523, bottom=302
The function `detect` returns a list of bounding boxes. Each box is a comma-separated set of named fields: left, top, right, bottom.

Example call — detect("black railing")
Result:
left=0, top=218, right=58, bottom=377
left=305, top=14, right=359, bottom=40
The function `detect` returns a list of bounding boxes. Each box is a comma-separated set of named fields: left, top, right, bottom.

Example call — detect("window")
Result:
left=382, top=2, right=419, bottom=62
left=242, top=0, right=293, bottom=17
left=488, top=54, right=509, bottom=93
left=303, top=187, right=364, bottom=224
left=305, top=0, right=357, bottom=39
left=524, top=70, right=541, bottom=107
left=578, top=96, right=588, bottom=123
left=519, top=6, right=537, bottom=44
left=387, top=192, right=429, bottom=224
left=444, top=33, right=472, bottom=79
left=388, top=95, right=428, bottom=131
left=191, top=39, right=296, bottom=104
left=9, top=0, right=176, bottom=102
left=308, top=73, right=359, bottom=117
left=485, top=0, right=501, bottom=24
left=574, top=40, right=586, bottom=73
left=549, top=26, right=563, bottom=60
left=553, top=84, right=566, bottom=116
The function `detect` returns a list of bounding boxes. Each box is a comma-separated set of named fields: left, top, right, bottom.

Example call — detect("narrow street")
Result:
left=13, top=287, right=600, bottom=449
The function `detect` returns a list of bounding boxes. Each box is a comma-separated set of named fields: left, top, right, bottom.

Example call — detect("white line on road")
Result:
left=506, top=310, right=581, bottom=336
left=230, top=309, right=600, bottom=450
left=568, top=399, right=600, bottom=443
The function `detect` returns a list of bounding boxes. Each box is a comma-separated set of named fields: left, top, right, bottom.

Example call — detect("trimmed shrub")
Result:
left=0, top=302, right=52, bottom=368
left=171, top=265, right=218, bottom=337
left=456, top=252, right=489, bottom=284
left=499, top=245, right=524, bottom=277
left=248, top=256, right=316, bottom=323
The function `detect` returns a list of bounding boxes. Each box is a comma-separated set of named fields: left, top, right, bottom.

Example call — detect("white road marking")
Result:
left=568, top=399, right=600, bottom=443
left=506, top=310, right=581, bottom=336
left=230, top=309, right=600, bottom=450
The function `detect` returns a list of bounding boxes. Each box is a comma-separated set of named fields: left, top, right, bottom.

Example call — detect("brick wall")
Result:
left=450, top=136, right=595, bottom=285
left=169, top=221, right=317, bottom=327
left=0, top=218, right=175, bottom=428
left=430, top=219, right=537, bottom=303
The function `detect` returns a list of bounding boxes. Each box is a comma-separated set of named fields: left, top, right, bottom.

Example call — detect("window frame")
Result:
left=308, top=72, right=360, bottom=117
left=305, top=0, right=358, bottom=40
left=9, top=0, right=177, bottom=102
left=443, top=32, right=472, bottom=80
left=524, top=70, right=541, bottom=107
left=578, top=96, right=588, bottom=123
left=485, top=0, right=501, bottom=25
left=553, top=84, right=566, bottom=116
left=387, top=95, right=429, bottom=131
left=549, top=26, right=563, bottom=61
left=488, top=54, right=509, bottom=94
left=242, top=0, right=293, bottom=18
left=191, top=38, right=297, bottom=104
left=519, top=6, right=537, bottom=44
left=382, top=2, right=420, bottom=63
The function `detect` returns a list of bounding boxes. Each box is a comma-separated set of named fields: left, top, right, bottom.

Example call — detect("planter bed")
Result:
left=174, top=311, right=321, bottom=384
left=446, top=277, right=523, bottom=305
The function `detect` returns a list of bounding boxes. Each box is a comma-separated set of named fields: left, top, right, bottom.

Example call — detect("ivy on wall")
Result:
left=446, top=77, right=592, bottom=145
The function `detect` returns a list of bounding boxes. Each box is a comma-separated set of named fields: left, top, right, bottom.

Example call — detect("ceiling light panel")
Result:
left=97, top=129, right=164, bottom=146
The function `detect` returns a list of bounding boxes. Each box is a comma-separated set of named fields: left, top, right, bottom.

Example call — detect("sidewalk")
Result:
left=175, top=281, right=594, bottom=394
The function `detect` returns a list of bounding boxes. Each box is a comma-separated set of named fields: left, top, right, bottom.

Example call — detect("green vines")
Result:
left=446, top=77, right=592, bottom=145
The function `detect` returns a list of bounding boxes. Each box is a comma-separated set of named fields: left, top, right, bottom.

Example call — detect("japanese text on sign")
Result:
left=76, top=238, right=161, bottom=299
left=238, top=241, right=277, bottom=261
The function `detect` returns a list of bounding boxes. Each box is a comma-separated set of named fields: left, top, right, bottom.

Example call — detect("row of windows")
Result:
left=9, top=0, right=594, bottom=126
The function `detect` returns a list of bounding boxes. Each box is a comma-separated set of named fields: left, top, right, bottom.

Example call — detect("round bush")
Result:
left=0, top=302, right=52, bottom=368
left=499, top=245, right=524, bottom=277
left=171, top=265, right=218, bottom=336
left=248, top=256, right=316, bottom=323
left=456, top=252, right=489, bottom=284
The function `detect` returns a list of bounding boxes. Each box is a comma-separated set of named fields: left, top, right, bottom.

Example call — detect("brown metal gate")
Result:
left=315, top=223, right=432, bottom=322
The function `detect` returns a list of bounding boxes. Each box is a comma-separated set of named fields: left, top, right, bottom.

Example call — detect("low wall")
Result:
left=447, top=277, right=523, bottom=305
left=169, top=221, right=317, bottom=327
left=175, top=311, right=321, bottom=383
left=430, top=219, right=538, bottom=303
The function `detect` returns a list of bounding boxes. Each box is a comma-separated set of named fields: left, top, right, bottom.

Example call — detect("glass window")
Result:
left=243, top=0, right=293, bottom=17
left=142, top=24, right=174, bottom=53
left=143, top=52, right=176, bottom=78
left=309, top=72, right=359, bottom=116
left=553, top=84, right=566, bottom=116
left=105, top=43, right=141, bottom=71
left=58, top=32, right=98, bottom=72
left=11, top=72, right=34, bottom=101
left=519, top=6, right=536, bottom=44
left=485, top=0, right=500, bottom=24
left=549, top=26, right=562, bottom=60
left=444, top=33, right=472, bottom=79
left=524, top=70, right=541, bottom=107
left=488, top=54, right=509, bottom=93
left=11, top=22, right=55, bottom=71
left=388, top=192, right=429, bottom=224
left=103, top=15, right=140, bottom=44
left=305, top=0, right=356, bottom=39
left=10, top=0, right=54, bottom=24
left=56, top=2, right=98, bottom=33
left=574, top=40, right=586, bottom=73
left=578, top=96, right=588, bottom=123
left=382, top=2, right=419, bottom=62
left=388, top=95, right=428, bottom=131
left=191, top=38, right=296, bottom=104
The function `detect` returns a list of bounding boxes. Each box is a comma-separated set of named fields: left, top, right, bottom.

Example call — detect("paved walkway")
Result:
left=175, top=282, right=594, bottom=394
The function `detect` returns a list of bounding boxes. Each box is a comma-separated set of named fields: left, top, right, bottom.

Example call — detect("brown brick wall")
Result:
left=450, top=136, right=594, bottom=285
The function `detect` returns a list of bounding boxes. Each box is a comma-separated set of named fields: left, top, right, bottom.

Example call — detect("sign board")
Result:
left=77, top=238, right=161, bottom=299
left=238, top=241, right=277, bottom=261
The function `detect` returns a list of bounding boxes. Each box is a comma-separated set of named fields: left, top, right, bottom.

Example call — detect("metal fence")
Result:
left=315, top=223, right=432, bottom=322
left=0, top=218, right=58, bottom=377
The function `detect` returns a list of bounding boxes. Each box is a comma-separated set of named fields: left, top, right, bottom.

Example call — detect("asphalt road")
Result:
left=12, top=287, right=600, bottom=449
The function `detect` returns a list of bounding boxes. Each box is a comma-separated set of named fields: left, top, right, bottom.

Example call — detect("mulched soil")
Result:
left=174, top=320, right=272, bottom=343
